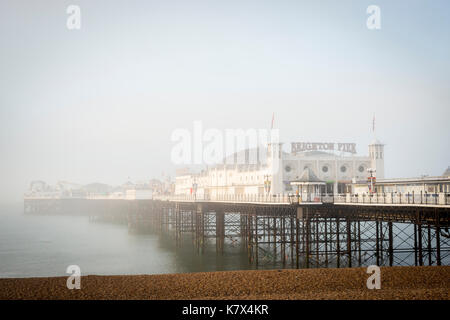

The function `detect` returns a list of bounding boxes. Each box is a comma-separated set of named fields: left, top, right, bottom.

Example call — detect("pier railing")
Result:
left=153, top=192, right=450, bottom=206
left=343, top=191, right=450, bottom=206
left=154, top=193, right=292, bottom=204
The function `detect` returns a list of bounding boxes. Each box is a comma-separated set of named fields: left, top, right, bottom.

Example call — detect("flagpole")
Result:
left=372, top=113, right=376, bottom=139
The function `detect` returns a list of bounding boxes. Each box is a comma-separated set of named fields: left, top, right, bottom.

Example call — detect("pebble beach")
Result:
left=0, top=266, right=448, bottom=300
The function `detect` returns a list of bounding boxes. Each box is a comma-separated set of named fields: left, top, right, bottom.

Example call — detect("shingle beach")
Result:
left=1, top=266, right=448, bottom=300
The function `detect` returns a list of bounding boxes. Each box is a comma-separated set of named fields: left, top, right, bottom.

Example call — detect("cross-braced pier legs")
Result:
left=27, top=199, right=448, bottom=268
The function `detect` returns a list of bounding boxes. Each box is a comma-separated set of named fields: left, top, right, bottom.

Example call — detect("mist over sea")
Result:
left=0, top=203, right=252, bottom=278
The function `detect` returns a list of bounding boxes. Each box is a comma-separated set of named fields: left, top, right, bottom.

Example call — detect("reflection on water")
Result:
left=0, top=204, right=255, bottom=278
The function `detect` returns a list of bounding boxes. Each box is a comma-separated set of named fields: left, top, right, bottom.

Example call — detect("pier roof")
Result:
left=290, top=168, right=325, bottom=185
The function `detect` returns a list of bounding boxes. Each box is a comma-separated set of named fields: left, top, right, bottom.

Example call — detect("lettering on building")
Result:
left=291, top=142, right=356, bottom=154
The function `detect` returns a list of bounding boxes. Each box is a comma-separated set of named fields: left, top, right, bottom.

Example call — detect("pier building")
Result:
left=175, top=139, right=384, bottom=197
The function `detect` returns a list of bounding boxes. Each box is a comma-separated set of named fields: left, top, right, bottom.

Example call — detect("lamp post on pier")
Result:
left=192, top=180, right=198, bottom=201
left=367, top=168, right=376, bottom=194
left=264, top=174, right=271, bottom=201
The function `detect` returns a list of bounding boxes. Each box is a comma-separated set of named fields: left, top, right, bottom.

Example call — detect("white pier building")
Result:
left=175, top=139, right=384, bottom=197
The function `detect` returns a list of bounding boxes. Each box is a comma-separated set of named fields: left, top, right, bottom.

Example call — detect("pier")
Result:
left=24, top=193, right=450, bottom=269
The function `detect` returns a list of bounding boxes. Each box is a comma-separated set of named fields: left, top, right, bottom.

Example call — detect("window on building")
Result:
left=358, top=165, right=365, bottom=173
left=340, top=166, right=347, bottom=173
left=322, top=166, right=328, bottom=173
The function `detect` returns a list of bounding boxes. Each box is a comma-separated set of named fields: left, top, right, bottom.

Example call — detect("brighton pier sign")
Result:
left=291, top=142, right=356, bottom=154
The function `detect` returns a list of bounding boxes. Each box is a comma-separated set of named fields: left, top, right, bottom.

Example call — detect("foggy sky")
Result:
left=1, top=0, right=449, bottom=203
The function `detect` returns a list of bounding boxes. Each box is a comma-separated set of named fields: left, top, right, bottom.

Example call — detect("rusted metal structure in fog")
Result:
left=24, top=194, right=450, bottom=269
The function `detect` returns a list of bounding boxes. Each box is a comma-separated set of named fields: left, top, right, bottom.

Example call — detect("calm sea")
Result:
left=0, top=203, right=252, bottom=278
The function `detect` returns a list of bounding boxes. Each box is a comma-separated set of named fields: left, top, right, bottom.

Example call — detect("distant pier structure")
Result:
left=24, top=192, right=450, bottom=269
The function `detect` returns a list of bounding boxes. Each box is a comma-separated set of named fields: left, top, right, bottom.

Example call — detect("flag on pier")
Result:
left=271, top=112, right=275, bottom=129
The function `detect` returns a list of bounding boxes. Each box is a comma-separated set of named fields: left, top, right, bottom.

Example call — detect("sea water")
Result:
left=0, top=203, right=251, bottom=278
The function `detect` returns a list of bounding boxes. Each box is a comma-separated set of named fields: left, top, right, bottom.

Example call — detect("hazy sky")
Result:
left=1, top=0, right=449, bottom=203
